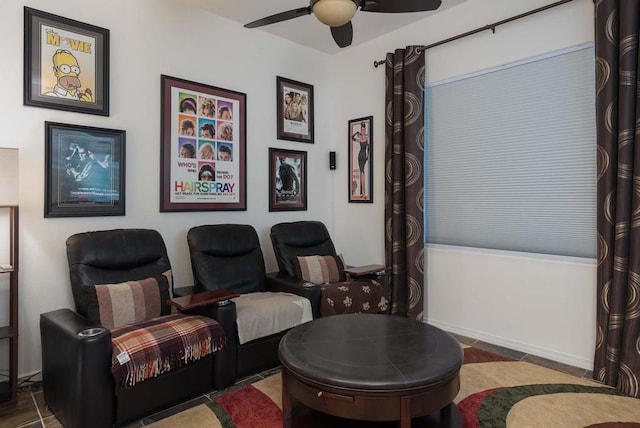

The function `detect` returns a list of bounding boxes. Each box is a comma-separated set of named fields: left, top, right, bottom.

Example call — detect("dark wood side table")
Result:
left=169, top=290, right=240, bottom=311
left=343, top=264, right=389, bottom=277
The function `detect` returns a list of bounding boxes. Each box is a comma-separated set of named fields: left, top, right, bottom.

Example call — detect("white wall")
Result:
left=330, top=0, right=596, bottom=369
left=0, top=0, right=598, bottom=378
left=0, top=0, right=336, bottom=376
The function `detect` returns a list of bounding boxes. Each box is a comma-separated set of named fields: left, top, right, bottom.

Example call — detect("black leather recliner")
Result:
left=40, top=229, right=219, bottom=428
left=268, top=221, right=390, bottom=318
left=180, top=224, right=312, bottom=389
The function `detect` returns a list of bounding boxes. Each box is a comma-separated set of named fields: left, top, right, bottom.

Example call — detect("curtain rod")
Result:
left=372, top=0, right=576, bottom=68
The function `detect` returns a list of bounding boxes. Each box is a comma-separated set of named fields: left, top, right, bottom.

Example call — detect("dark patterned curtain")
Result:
left=594, top=0, right=640, bottom=398
left=384, top=47, right=426, bottom=320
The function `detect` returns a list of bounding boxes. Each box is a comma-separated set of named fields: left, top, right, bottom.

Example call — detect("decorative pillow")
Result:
left=294, top=255, right=346, bottom=284
left=84, top=270, right=172, bottom=329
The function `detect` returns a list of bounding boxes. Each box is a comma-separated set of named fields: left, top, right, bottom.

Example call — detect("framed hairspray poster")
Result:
left=160, top=75, right=246, bottom=212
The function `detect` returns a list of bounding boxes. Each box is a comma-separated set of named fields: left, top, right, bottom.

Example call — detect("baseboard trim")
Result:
left=427, top=319, right=594, bottom=371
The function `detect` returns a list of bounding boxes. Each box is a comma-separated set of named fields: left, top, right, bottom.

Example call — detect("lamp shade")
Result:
left=0, top=148, right=19, bottom=205
left=313, top=0, right=357, bottom=27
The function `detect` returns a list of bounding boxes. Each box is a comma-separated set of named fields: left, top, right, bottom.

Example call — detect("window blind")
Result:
left=424, top=44, right=596, bottom=258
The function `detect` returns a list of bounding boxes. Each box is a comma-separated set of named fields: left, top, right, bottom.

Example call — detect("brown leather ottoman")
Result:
left=279, top=314, right=463, bottom=428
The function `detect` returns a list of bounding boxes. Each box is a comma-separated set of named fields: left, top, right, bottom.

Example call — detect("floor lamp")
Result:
left=0, top=147, right=19, bottom=406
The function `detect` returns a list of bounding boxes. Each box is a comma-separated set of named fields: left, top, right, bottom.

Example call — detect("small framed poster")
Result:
left=277, top=76, right=314, bottom=144
left=349, top=116, right=373, bottom=203
left=269, top=148, right=307, bottom=212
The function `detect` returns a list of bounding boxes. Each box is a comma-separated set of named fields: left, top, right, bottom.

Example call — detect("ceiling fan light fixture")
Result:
left=312, top=0, right=357, bottom=27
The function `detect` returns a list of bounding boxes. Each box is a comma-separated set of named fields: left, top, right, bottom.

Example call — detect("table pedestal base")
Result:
left=290, top=402, right=462, bottom=428
left=282, top=367, right=461, bottom=428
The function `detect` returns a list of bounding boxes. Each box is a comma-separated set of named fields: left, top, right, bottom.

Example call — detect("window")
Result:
left=424, top=44, right=596, bottom=258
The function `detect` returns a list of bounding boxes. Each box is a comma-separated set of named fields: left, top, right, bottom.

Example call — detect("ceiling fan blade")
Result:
left=244, top=7, right=312, bottom=28
left=359, top=0, right=442, bottom=13
left=330, top=21, right=353, bottom=48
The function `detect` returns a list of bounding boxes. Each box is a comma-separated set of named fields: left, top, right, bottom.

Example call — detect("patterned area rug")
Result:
left=147, top=345, right=640, bottom=427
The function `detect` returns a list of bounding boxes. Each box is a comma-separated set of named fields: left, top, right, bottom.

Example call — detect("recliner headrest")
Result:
left=66, top=228, right=172, bottom=318
left=187, top=224, right=266, bottom=294
left=270, top=221, right=337, bottom=277
left=188, top=224, right=260, bottom=257
left=270, top=221, right=332, bottom=247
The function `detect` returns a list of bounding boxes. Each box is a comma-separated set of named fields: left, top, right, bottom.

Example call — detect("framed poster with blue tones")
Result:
left=45, top=121, right=125, bottom=217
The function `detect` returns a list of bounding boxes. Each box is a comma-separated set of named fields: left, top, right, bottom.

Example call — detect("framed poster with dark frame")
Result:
left=45, top=121, right=125, bottom=218
left=269, top=148, right=307, bottom=212
left=160, top=75, right=246, bottom=212
left=276, top=76, right=314, bottom=144
left=24, top=7, right=110, bottom=116
left=349, top=116, right=373, bottom=203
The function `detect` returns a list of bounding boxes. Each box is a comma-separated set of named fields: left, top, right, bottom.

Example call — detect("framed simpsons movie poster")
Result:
left=24, top=7, right=110, bottom=116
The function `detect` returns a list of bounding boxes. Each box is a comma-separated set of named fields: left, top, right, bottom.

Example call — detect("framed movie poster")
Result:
left=45, top=122, right=125, bottom=217
left=276, top=76, right=314, bottom=144
left=349, top=116, right=373, bottom=203
left=269, top=148, right=307, bottom=212
left=24, top=7, right=110, bottom=116
left=160, top=75, right=246, bottom=212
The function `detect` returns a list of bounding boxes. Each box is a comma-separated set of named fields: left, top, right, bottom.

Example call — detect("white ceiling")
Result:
left=179, top=0, right=468, bottom=54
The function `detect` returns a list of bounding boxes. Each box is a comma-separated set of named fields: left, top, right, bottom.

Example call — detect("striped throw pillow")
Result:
left=294, top=255, right=346, bottom=284
left=84, top=270, right=172, bottom=329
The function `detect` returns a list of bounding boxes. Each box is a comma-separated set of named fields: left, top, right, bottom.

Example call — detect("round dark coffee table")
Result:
left=279, top=314, right=463, bottom=428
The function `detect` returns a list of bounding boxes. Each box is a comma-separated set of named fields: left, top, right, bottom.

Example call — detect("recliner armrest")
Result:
left=193, top=302, right=237, bottom=390
left=350, top=270, right=391, bottom=314
left=168, top=288, right=238, bottom=390
left=40, top=309, right=114, bottom=428
left=266, top=272, right=322, bottom=319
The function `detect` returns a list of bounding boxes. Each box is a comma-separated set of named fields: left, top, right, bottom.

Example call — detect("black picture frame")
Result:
left=160, top=75, right=247, bottom=212
left=349, top=116, right=373, bottom=203
left=24, top=7, right=110, bottom=116
left=269, top=148, right=307, bottom=212
left=45, top=121, right=125, bottom=217
left=276, top=76, right=314, bottom=144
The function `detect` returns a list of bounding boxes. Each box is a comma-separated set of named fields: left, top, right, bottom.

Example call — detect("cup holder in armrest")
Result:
left=77, top=327, right=107, bottom=337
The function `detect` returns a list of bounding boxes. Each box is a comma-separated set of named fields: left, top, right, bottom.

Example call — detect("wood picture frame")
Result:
left=45, top=121, right=125, bottom=217
left=269, top=148, right=307, bottom=212
left=160, top=75, right=247, bottom=212
left=276, top=76, right=314, bottom=144
left=24, top=7, right=109, bottom=116
left=349, top=116, right=373, bottom=203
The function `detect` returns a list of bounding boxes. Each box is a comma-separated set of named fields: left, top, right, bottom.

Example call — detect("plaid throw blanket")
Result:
left=110, top=313, right=225, bottom=390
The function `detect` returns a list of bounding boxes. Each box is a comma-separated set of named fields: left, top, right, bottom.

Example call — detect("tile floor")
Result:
left=0, top=336, right=595, bottom=428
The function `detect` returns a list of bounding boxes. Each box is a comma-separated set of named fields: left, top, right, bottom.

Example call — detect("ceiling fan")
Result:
left=244, top=0, right=442, bottom=48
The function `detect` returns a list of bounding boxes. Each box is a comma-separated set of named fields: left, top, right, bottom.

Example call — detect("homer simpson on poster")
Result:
left=40, top=24, right=96, bottom=103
